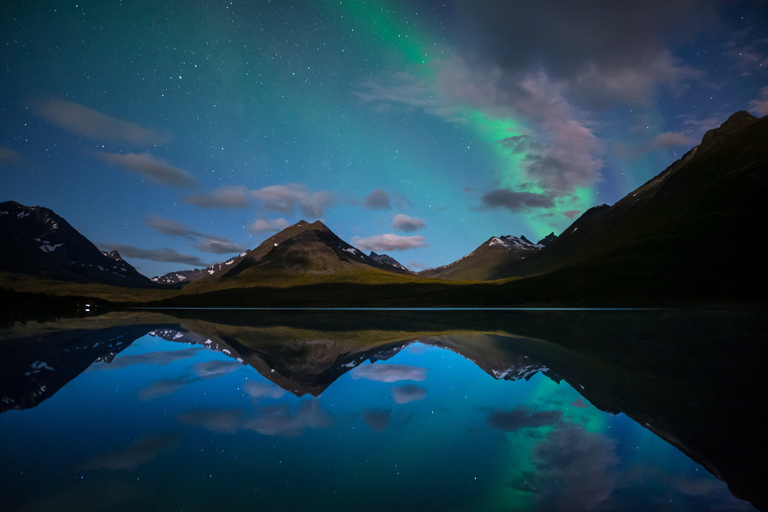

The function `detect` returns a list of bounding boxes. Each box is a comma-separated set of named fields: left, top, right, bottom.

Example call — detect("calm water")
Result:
left=0, top=309, right=765, bottom=512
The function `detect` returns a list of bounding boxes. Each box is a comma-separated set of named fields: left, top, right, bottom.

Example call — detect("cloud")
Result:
left=749, top=86, right=768, bottom=115
left=92, top=347, right=201, bottom=370
left=363, top=189, right=392, bottom=209
left=196, top=239, right=247, bottom=254
left=563, top=210, right=581, bottom=219
left=247, top=217, right=290, bottom=234
left=192, top=360, right=243, bottom=378
left=654, top=131, right=697, bottom=148
left=363, top=409, right=392, bottom=431
left=33, top=98, right=173, bottom=145
left=100, top=244, right=208, bottom=266
left=95, top=152, right=197, bottom=188
left=250, top=184, right=336, bottom=217
left=453, top=0, right=714, bottom=105
left=185, top=186, right=250, bottom=210
left=478, top=189, right=555, bottom=212
left=487, top=406, right=564, bottom=432
left=80, top=432, right=182, bottom=471
left=351, top=234, right=428, bottom=252
left=138, top=378, right=192, bottom=400
left=392, top=384, right=427, bottom=404
left=571, top=398, right=590, bottom=408
left=243, top=380, right=287, bottom=401
left=358, top=60, right=605, bottom=194
left=145, top=216, right=245, bottom=254
left=146, top=216, right=201, bottom=240
left=351, top=363, right=428, bottom=383
left=391, top=214, right=425, bottom=232
left=177, top=408, right=243, bottom=434
left=512, top=426, right=619, bottom=511
left=244, top=400, right=333, bottom=437
left=0, top=146, right=23, bottom=165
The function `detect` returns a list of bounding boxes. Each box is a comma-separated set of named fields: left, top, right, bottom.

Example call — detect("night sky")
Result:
left=2, top=0, right=767, bottom=278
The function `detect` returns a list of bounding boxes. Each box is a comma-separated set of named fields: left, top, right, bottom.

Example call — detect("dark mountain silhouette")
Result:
left=0, top=201, right=154, bottom=287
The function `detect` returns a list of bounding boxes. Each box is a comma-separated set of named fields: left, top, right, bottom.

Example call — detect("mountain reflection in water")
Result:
left=0, top=309, right=765, bottom=512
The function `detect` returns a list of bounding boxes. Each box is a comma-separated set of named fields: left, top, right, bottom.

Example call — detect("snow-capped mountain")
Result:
left=369, top=251, right=408, bottom=271
left=151, top=251, right=250, bottom=285
left=182, top=219, right=411, bottom=290
left=0, top=201, right=154, bottom=287
left=418, top=234, right=544, bottom=281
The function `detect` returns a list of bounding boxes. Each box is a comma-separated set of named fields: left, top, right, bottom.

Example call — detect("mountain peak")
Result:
left=700, top=111, right=757, bottom=147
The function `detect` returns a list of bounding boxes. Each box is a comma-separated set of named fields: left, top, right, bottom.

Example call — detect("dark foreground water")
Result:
left=0, top=309, right=765, bottom=512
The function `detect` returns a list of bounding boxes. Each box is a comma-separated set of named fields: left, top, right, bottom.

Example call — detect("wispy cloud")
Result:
left=243, top=400, right=333, bottom=437
left=146, top=215, right=246, bottom=255
left=34, top=98, right=172, bottom=145
left=100, top=244, right=208, bottom=266
left=191, top=360, right=243, bottom=378
left=96, top=152, right=197, bottom=188
left=0, top=146, right=23, bottom=165
left=654, top=131, right=697, bottom=148
left=391, top=213, right=425, bottom=232
left=177, top=409, right=243, bottom=434
left=749, top=86, right=768, bottom=115
left=80, top=432, right=182, bottom=471
left=250, top=184, right=336, bottom=217
left=352, top=234, right=428, bottom=252
left=185, top=186, right=250, bottom=210
left=196, top=239, right=247, bottom=254
left=487, top=406, right=563, bottom=431
left=351, top=363, right=428, bottom=383
left=91, top=347, right=202, bottom=370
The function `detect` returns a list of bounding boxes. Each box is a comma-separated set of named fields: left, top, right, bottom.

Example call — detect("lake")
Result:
left=1, top=309, right=765, bottom=511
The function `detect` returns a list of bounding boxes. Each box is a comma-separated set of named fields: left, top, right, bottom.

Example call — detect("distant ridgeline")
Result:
left=1, top=111, right=767, bottom=306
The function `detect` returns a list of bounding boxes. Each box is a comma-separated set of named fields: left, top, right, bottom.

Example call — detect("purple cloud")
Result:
left=363, top=189, right=392, bottom=209
left=487, top=406, right=563, bottom=431
left=351, top=363, right=428, bottom=383
left=250, top=184, right=336, bottom=217
left=479, top=189, right=555, bottom=212
left=391, top=213, right=425, bottom=232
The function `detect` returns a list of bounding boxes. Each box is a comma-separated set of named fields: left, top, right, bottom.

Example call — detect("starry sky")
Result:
left=2, top=0, right=767, bottom=278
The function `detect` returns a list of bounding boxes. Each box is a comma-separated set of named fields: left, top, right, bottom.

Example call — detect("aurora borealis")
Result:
left=2, top=0, right=767, bottom=277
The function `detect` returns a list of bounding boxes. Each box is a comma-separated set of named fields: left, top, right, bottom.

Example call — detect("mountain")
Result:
left=151, top=252, right=250, bottom=285
left=186, top=219, right=411, bottom=291
left=369, top=251, right=408, bottom=271
left=0, top=324, right=151, bottom=413
left=536, top=232, right=557, bottom=246
left=418, top=234, right=542, bottom=281
left=498, top=110, right=768, bottom=302
left=0, top=201, right=154, bottom=287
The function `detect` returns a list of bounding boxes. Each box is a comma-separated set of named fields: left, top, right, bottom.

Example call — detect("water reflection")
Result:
left=0, top=309, right=765, bottom=511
